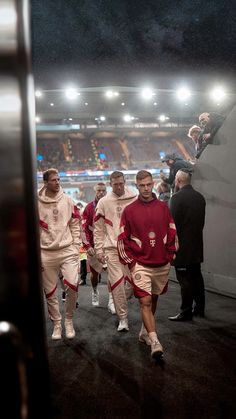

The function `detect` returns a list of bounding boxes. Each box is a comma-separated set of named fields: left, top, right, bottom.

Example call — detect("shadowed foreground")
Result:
left=45, top=279, right=236, bottom=419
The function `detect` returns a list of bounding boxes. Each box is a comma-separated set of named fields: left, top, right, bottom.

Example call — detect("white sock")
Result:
left=148, top=331, right=158, bottom=343
left=140, top=323, right=148, bottom=335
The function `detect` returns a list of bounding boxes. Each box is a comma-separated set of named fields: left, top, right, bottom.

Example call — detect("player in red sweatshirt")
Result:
left=82, top=182, right=115, bottom=311
left=118, top=170, right=177, bottom=359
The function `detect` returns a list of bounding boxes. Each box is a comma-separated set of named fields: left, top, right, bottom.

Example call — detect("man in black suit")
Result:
left=169, top=169, right=206, bottom=321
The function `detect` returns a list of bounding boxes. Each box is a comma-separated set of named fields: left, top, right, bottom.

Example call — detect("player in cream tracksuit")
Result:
left=93, top=171, right=137, bottom=332
left=38, top=168, right=81, bottom=340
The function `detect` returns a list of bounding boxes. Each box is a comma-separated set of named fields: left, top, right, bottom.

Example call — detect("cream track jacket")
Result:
left=93, top=187, right=137, bottom=254
left=38, top=186, right=81, bottom=250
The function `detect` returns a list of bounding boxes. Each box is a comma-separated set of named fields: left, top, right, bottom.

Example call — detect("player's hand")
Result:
left=203, top=133, right=211, bottom=141
left=97, top=253, right=106, bottom=264
left=87, top=247, right=95, bottom=257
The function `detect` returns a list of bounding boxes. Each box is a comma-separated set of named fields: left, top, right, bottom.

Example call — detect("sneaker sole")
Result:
left=65, top=333, right=75, bottom=339
left=117, top=328, right=129, bottom=332
left=151, top=350, right=163, bottom=360
left=52, top=335, right=62, bottom=340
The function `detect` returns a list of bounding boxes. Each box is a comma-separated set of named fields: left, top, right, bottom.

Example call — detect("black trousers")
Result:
left=175, top=263, right=205, bottom=317
left=80, top=259, right=87, bottom=282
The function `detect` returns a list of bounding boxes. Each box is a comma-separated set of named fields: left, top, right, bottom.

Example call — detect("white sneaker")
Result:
left=151, top=340, right=163, bottom=359
left=108, top=299, right=116, bottom=315
left=139, top=331, right=151, bottom=346
left=52, top=323, right=62, bottom=340
left=92, top=289, right=99, bottom=307
left=65, top=319, right=75, bottom=339
left=117, top=318, right=129, bottom=332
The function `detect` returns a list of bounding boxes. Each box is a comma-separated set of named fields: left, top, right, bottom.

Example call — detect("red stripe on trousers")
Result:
left=46, top=284, right=57, bottom=298
left=111, top=276, right=124, bottom=291
left=64, top=279, right=78, bottom=292
left=39, top=220, right=48, bottom=230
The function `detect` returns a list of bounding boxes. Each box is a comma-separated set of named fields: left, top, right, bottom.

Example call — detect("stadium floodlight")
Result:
left=105, top=90, right=119, bottom=98
left=141, top=87, right=154, bottom=100
left=176, top=87, right=191, bottom=101
left=35, top=90, right=42, bottom=98
left=35, top=116, right=41, bottom=123
left=65, top=87, right=80, bottom=100
left=211, top=87, right=226, bottom=102
left=123, top=114, right=134, bottom=122
left=159, top=114, right=169, bottom=122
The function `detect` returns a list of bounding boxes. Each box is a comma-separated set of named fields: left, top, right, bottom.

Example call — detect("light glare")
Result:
left=211, top=87, right=226, bottom=102
left=141, top=88, right=154, bottom=100
left=159, top=114, right=169, bottom=122
left=35, top=90, right=42, bottom=98
left=123, top=114, right=133, bottom=122
left=177, top=87, right=191, bottom=101
left=105, top=90, right=119, bottom=98
left=65, top=88, right=80, bottom=100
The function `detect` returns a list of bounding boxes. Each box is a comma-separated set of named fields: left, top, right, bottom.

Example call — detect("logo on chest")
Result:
left=148, top=231, right=156, bottom=247
left=52, top=207, right=59, bottom=222
left=116, top=206, right=122, bottom=218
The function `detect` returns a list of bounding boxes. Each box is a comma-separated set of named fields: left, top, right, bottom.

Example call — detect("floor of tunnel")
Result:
left=44, top=276, right=236, bottom=419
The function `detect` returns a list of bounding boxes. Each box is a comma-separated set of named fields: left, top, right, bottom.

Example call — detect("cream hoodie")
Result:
left=38, top=186, right=81, bottom=251
left=94, top=187, right=137, bottom=254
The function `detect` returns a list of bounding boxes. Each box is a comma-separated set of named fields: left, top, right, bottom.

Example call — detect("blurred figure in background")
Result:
left=161, top=153, right=193, bottom=193
left=82, top=183, right=113, bottom=308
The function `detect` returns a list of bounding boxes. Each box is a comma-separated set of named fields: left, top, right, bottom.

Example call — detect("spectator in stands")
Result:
left=82, top=183, right=116, bottom=310
left=196, top=112, right=225, bottom=158
left=161, top=153, right=193, bottom=192
left=169, top=169, right=206, bottom=321
left=187, top=125, right=202, bottom=156
left=38, top=168, right=81, bottom=340
left=94, top=171, right=137, bottom=332
left=117, top=170, right=177, bottom=359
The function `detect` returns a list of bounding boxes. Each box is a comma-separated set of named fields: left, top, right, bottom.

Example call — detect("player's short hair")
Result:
left=136, top=170, right=153, bottom=182
left=43, top=168, right=58, bottom=182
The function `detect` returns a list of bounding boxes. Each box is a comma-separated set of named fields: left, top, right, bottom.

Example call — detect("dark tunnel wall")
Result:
left=192, top=104, right=236, bottom=298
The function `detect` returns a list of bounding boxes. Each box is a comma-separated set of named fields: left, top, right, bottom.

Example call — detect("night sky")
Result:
left=31, top=0, right=236, bottom=88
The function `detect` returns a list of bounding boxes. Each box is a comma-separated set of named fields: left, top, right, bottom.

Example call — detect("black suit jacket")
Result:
left=169, top=185, right=206, bottom=266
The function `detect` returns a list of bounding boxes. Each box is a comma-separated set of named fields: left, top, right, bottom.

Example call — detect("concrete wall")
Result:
left=192, top=106, right=236, bottom=298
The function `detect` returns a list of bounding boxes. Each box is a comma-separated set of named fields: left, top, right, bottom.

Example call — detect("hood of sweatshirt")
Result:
left=38, top=185, right=64, bottom=204
left=109, top=187, right=137, bottom=202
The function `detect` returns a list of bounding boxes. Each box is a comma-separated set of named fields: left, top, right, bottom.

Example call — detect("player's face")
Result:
left=136, top=176, right=154, bottom=202
left=45, top=174, right=60, bottom=193
left=95, top=185, right=107, bottom=201
left=110, top=176, right=125, bottom=197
